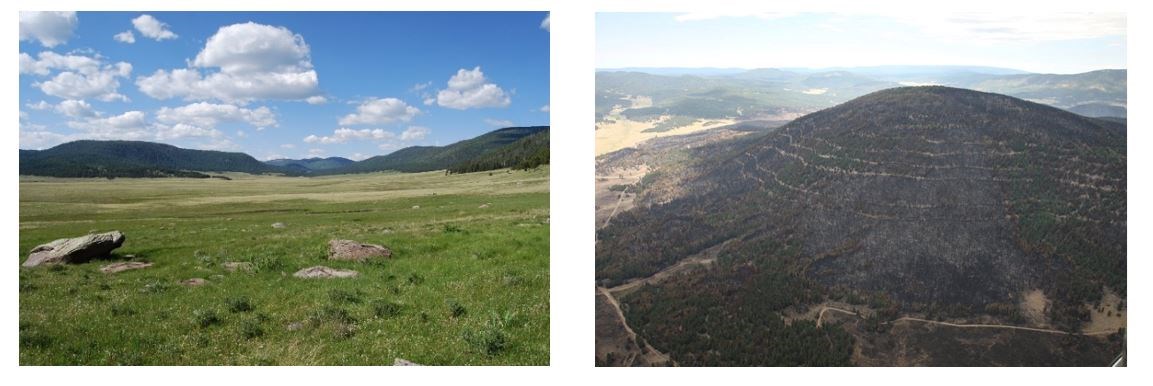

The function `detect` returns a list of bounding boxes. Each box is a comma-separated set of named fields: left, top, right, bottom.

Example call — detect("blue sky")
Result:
left=19, top=11, right=550, bottom=160
left=597, top=13, right=1126, bottom=74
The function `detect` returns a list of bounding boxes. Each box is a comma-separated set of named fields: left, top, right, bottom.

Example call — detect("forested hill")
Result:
left=319, top=126, right=549, bottom=175
left=19, top=140, right=290, bottom=178
left=596, top=86, right=1124, bottom=364
left=447, top=130, right=549, bottom=174
left=265, top=157, right=354, bottom=172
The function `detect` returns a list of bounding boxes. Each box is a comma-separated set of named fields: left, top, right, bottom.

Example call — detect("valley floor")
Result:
left=19, top=168, right=550, bottom=365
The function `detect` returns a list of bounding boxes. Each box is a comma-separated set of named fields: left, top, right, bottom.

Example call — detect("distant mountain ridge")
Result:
left=319, top=126, right=550, bottom=175
left=20, top=126, right=550, bottom=178
left=265, top=157, right=354, bottom=172
left=597, top=67, right=1127, bottom=121
left=19, top=140, right=287, bottom=178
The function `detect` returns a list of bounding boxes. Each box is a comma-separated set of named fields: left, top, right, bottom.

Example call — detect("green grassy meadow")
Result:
left=18, top=168, right=549, bottom=365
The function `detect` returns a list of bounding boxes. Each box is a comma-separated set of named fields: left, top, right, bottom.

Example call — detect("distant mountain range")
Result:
left=264, top=157, right=354, bottom=172
left=316, top=126, right=549, bottom=175
left=19, top=140, right=284, bottom=178
left=20, top=126, right=550, bottom=178
left=596, top=66, right=1126, bottom=121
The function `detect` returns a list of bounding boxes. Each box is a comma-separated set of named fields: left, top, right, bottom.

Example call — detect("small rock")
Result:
left=24, top=231, right=126, bottom=267
left=412, top=205, right=420, bottom=209
left=271, top=222, right=286, bottom=229
left=328, top=239, right=391, bottom=262
left=223, top=262, right=255, bottom=272
left=287, top=322, right=304, bottom=331
left=181, top=278, right=208, bottom=286
left=293, top=266, right=358, bottom=279
left=100, top=261, right=152, bottom=274
left=393, top=358, right=422, bottom=366
left=478, top=203, right=490, bottom=209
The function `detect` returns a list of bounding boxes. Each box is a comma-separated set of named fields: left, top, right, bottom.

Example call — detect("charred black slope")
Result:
left=20, top=140, right=290, bottom=178
left=596, top=87, right=1124, bottom=365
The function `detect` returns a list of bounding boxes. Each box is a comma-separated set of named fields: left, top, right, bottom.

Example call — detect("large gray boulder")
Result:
left=23, top=231, right=125, bottom=267
left=328, top=239, right=391, bottom=262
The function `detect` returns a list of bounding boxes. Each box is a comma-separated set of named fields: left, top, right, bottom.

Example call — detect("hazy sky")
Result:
left=597, top=12, right=1126, bottom=74
left=19, top=12, right=550, bottom=160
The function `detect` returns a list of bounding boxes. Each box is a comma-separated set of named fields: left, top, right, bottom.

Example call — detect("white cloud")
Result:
left=304, top=128, right=397, bottom=144
left=349, top=153, right=369, bottom=161
left=156, top=102, right=277, bottom=130
left=308, top=148, right=325, bottom=157
left=540, top=104, right=550, bottom=112
left=155, top=123, right=222, bottom=140
left=896, top=13, right=1126, bottom=42
left=65, top=110, right=152, bottom=140
left=435, top=67, right=511, bottom=110
left=20, top=130, right=70, bottom=150
left=26, top=100, right=52, bottom=110
left=541, top=14, right=550, bottom=31
left=401, top=126, right=430, bottom=141
left=339, top=98, right=420, bottom=126
left=675, top=12, right=797, bottom=22
left=114, top=30, right=136, bottom=44
left=20, top=51, right=103, bottom=76
left=484, top=118, right=514, bottom=127
left=132, top=14, right=178, bottom=41
left=280, top=143, right=296, bottom=149
left=19, top=12, right=77, bottom=48
left=305, top=95, right=328, bottom=105
left=136, top=22, right=320, bottom=103
left=412, top=81, right=432, bottom=91
left=21, top=51, right=132, bottom=102
left=55, top=99, right=97, bottom=118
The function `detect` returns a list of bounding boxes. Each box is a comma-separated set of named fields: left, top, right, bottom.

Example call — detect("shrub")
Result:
left=447, top=299, right=467, bottom=318
left=241, top=319, right=264, bottom=339
left=227, top=297, right=254, bottom=313
left=372, top=300, right=403, bottom=318
left=194, top=310, right=221, bottom=328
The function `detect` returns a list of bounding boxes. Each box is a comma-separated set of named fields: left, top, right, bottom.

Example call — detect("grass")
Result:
left=18, top=167, right=549, bottom=365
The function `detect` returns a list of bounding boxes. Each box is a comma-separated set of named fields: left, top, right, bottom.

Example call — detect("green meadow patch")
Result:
left=18, top=168, right=549, bottom=365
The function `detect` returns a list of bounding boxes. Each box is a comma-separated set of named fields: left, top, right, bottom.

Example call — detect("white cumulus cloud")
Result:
left=435, top=67, right=511, bottom=110
left=156, top=123, right=222, bottom=140
left=65, top=110, right=152, bottom=140
left=540, top=104, right=550, bottom=112
left=55, top=99, right=97, bottom=118
left=20, top=11, right=77, bottom=48
left=21, top=51, right=132, bottom=102
left=132, top=14, right=178, bottom=41
left=305, top=95, right=328, bottom=105
left=136, top=22, right=321, bottom=103
left=339, top=98, right=420, bottom=126
left=114, top=30, right=136, bottom=44
left=401, top=126, right=430, bottom=141
left=155, top=102, right=277, bottom=130
left=541, top=14, right=550, bottom=31
left=26, top=100, right=53, bottom=110
left=304, top=128, right=397, bottom=144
